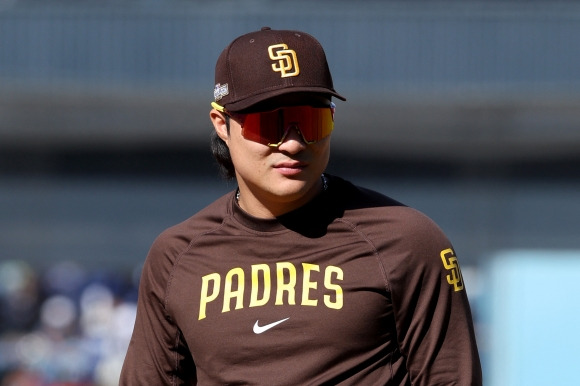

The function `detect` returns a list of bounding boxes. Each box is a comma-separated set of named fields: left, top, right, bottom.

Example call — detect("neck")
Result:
left=236, top=174, right=328, bottom=218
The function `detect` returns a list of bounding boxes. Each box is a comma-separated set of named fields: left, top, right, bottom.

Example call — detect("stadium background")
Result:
left=1, top=1, right=579, bottom=385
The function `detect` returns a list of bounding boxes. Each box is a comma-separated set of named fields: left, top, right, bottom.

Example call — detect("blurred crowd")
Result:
left=0, top=260, right=140, bottom=386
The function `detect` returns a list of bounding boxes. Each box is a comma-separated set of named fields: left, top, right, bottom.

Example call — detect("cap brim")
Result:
left=225, top=87, right=346, bottom=112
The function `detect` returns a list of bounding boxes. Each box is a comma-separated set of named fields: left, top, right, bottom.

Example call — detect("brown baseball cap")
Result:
left=213, top=27, right=346, bottom=112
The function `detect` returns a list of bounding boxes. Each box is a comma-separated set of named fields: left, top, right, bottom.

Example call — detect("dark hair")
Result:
left=210, top=115, right=236, bottom=180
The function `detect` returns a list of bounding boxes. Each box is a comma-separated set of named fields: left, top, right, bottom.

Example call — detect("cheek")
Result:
left=228, top=130, right=270, bottom=167
left=312, top=138, right=331, bottom=172
left=314, top=136, right=331, bottom=158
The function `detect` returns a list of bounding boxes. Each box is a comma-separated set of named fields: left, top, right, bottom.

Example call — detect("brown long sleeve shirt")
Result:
left=120, top=175, right=482, bottom=385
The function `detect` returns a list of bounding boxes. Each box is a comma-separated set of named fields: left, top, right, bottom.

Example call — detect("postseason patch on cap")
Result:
left=214, top=83, right=229, bottom=101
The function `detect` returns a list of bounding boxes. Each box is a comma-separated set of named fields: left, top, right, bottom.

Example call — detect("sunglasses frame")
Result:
left=212, top=101, right=335, bottom=147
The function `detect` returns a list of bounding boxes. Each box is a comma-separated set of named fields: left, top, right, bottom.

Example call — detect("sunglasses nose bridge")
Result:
left=257, top=106, right=333, bottom=147
left=282, top=123, right=306, bottom=143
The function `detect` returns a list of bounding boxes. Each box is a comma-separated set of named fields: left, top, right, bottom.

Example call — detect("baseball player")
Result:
left=120, top=27, right=482, bottom=385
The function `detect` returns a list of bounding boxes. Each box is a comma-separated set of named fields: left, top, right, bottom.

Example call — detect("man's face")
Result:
left=217, top=94, right=333, bottom=218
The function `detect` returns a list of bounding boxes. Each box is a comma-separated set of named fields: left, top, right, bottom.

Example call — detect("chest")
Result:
left=166, top=229, right=398, bottom=380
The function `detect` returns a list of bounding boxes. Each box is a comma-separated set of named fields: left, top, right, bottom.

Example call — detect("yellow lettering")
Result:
left=199, top=273, right=221, bottom=320
left=250, top=264, right=271, bottom=307
left=222, top=268, right=245, bottom=313
left=276, top=262, right=296, bottom=305
left=200, top=263, right=345, bottom=320
left=301, top=263, right=319, bottom=306
left=268, top=43, right=300, bottom=78
left=324, top=266, right=344, bottom=309
left=440, top=248, right=464, bottom=292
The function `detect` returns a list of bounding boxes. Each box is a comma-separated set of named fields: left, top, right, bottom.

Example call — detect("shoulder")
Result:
left=330, top=175, right=446, bottom=240
left=329, top=175, right=453, bottom=267
left=144, top=191, right=235, bottom=274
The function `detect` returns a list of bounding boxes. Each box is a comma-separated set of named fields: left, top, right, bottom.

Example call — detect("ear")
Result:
left=209, top=109, right=229, bottom=142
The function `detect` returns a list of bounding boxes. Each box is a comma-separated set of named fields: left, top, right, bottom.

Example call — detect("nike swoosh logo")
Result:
left=253, top=317, right=290, bottom=334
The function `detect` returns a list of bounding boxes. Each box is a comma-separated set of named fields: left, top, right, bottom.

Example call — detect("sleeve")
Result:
left=119, top=232, right=196, bottom=385
left=383, top=211, right=482, bottom=386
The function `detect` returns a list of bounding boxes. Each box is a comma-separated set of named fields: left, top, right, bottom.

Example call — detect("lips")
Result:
left=273, top=160, right=307, bottom=175
left=274, top=161, right=307, bottom=169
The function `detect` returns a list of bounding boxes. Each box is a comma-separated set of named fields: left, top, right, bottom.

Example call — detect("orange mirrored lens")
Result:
left=239, top=105, right=335, bottom=146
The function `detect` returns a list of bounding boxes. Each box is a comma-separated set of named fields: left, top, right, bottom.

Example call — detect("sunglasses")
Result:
left=212, top=102, right=335, bottom=147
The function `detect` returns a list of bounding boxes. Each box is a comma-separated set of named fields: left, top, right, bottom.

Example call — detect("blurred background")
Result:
left=1, top=0, right=579, bottom=385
